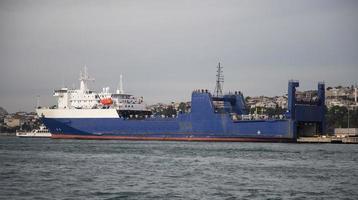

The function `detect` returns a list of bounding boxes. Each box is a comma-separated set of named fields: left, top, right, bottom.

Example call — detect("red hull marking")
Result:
left=51, top=134, right=295, bottom=143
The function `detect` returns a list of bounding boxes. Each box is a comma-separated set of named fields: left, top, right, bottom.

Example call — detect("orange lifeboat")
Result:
left=100, top=98, right=113, bottom=105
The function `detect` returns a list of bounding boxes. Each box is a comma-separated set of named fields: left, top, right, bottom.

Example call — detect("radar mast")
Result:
left=116, top=74, right=124, bottom=94
left=79, top=65, right=94, bottom=93
left=214, top=62, right=224, bottom=97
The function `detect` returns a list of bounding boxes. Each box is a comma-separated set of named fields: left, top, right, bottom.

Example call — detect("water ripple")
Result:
left=0, top=137, right=357, bottom=199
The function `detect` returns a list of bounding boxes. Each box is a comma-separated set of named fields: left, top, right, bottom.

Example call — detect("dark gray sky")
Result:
left=1, top=0, right=357, bottom=112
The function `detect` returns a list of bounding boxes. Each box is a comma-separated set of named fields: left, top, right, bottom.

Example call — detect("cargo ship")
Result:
left=37, top=65, right=326, bottom=142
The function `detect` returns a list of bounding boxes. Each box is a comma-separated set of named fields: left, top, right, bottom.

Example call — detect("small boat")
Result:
left=16, top=125, right=51, bottom=138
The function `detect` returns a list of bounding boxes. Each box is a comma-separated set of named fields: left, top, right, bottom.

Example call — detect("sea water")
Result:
left=0, top=137, right=357, bottom=199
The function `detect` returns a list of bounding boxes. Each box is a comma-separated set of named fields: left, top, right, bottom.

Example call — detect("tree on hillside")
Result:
left=325, top=106, right=358, bottom=133
left=0, top=107, right=8, bottom=117
left=178, top=102, right=189, bottom=113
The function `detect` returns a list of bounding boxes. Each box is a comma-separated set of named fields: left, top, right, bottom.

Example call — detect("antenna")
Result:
left=117, top=74, right=124, bottom=94
left=355, top=83, right=357, bottom=105
left=214, top=62, right=224, bottom=97
left=60, top=73, right=65, bottom=88
left=79, top=65, right=94, bottom=93
left=36, top=95, right=40, bottom=108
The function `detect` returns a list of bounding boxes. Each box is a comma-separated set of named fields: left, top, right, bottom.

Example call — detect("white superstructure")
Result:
left=37, top=67, right=150, bottom=118
left=52, top=67, right=147, bottom=110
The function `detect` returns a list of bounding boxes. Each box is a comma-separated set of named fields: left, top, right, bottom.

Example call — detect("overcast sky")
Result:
left=0, top=0, right=357, bottom=112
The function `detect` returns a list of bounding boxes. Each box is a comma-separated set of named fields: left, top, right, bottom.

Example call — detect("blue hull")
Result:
left=42, top=115, right=295, bottom=142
